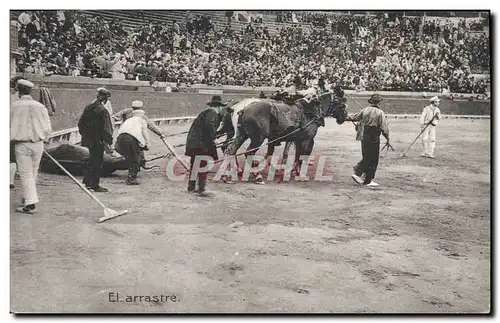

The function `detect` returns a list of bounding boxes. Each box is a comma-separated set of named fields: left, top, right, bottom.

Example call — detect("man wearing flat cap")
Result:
left=420, top=96, right=442, bottom=159
left=78, top=87, right=114, bottom=192
left=94, top=87, right=113, bottom=117
left=115, top=101, right=150, bottom=185
left=185, top=95, right=230, bottom=196
left=10, top=79, right=52, bottom=214
left=345, top=94, right=390, bottom=187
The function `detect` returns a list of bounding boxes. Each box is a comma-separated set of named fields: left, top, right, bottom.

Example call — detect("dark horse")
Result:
left=223, top=91, right=347, bottom=183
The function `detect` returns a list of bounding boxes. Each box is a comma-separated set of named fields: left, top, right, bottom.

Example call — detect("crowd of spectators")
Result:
left=12, top=10, right=490, bottom=94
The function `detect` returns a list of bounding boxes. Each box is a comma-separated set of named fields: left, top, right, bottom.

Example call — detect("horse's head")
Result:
left=320, top=91, right=348, bottom=125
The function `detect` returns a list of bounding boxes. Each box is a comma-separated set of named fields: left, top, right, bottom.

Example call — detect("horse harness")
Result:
left=213, top=93, right=337, bottom=165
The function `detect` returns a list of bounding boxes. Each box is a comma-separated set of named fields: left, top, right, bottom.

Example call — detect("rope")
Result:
left=145, top=154, right=169, bottom=162
left=165, top=130, right=189, bottom=138
left=344, top=92, right=363, bottom=127
left=211, top=94, right=332, bottom=165
left=213, top=117, right=317, bottom=165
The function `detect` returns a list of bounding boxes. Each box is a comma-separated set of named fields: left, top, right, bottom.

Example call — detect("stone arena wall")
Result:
left=18, top=75, right=490, bottom=131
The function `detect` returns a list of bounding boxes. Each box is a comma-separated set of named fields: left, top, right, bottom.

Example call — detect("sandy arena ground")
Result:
left=10, top=118, right=490, bottom=313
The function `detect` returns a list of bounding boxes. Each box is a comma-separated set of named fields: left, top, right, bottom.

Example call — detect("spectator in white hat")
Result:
left=115, top=101, right=150, bottom=185
left=420, top=96, right=442, bottom=159
left=10, top=79, right=52, bottom=214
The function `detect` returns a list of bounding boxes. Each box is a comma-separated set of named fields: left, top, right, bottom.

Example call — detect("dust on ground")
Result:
left=10, top=119, right=490, bottom=313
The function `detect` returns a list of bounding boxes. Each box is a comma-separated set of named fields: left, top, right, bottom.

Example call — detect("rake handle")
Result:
left=161, top=138, right=190, bottom=171
left=43, top=150, right=107, bottom=209
left=403, top=126, right=428, bottom=155
left=402, top=114, right=438, bottom=155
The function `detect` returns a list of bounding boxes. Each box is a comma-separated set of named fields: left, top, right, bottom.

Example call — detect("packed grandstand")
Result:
left=10, top=10, right=490, bottom=94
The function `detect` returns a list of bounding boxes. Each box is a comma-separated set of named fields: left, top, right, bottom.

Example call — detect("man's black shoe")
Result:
left=126, top=178, right=139, bottom=185
left=92, top=186, right=109, bottom=192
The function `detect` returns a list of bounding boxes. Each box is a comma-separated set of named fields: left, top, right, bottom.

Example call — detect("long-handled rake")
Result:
left=43, top=150, right=128, bottom=223
left=399, top=114, right=438, bottom=158
left=380, top=141, right=395, bottom=158
left=161, top=137, right=190, bottom=171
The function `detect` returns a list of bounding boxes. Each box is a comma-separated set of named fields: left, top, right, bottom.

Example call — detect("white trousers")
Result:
left=14, top=141, right=43, bottom=205
left=10, top=163, right=16, bottom=186
left=421, top=125, right=437, bottom=156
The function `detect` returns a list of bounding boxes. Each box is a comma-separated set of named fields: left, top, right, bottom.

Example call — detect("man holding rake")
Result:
left=420, top=96, right=442, bottom=159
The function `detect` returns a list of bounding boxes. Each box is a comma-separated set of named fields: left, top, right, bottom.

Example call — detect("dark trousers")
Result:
left=354, top=126, right=381, bottom=184
left=83, top=141, right=104, bottom=188
left=188, top=148, right=214, bottom=181
left=187, top=148, right=216, bottom=191
left=10, top=141, right=16, bottom=163
left=116, top=133, right=141, bottom=179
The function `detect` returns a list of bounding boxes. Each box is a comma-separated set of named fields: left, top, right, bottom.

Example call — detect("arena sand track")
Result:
left=10, top=119, right=490, bottom=313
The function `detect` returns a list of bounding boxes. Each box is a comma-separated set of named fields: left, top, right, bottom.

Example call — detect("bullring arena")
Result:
left=10, top=78, right=490, bottom=313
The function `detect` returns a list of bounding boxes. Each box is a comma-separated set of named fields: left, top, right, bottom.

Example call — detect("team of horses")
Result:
left=216, top=89, right=348, bottom=183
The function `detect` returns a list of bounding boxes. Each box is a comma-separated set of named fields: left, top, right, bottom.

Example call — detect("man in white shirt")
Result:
left=420, top=96, right=442, bottom=159
left=10, top=76, right=23, bottom=189
left=10, top=80, right=52, bottom=214
left=115, top=101, right=150, bottom=185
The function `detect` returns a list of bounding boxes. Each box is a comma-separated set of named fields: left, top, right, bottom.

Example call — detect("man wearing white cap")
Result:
left=10, top=79, right=52, bottom=214
left=112, top=100, right=165, bottom=139
left=115, top=102, right=150, bottom=185
left=113, top=100, right=166, bottom=170
left=420, top=96, right=442, bottom=159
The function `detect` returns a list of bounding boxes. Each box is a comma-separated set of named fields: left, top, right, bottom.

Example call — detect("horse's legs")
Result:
left=275, top=141, right=293, bottom=181
left=295, top=123, right=318, bottom=174
left=306, top=138, right=315, bottom=156
left=293, top=140, right=305, bottom=177
left=283, top=141, right=293, bottom=162
left=306, top=123, right=319, bottom=162
left=221, top=131, right=234, bottom=154
left=220, top=129, right=248, bottom=183
left=264, top=142, right=276, bottom=176
left=222, top=131, right=243, bottom=176
left=244, top=135, right=266, bottom=184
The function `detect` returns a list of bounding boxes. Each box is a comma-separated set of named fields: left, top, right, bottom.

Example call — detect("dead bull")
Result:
left=40, top=143, right=154, bottom=176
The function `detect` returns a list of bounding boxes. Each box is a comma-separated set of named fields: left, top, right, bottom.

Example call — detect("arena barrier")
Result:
left=47, top=114, right=490, bottom=145
left=48, top=116, right=196, bottom=145
left=14, top=73, right=490, bottom=101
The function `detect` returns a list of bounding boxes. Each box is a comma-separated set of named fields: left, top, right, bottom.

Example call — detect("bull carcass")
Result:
left=40, top=143, right=147, bottom=176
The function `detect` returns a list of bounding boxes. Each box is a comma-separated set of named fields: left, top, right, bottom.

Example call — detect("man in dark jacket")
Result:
left=78, top=88, right=114, bottom=192
left=185, top=95, right=229, bottom=197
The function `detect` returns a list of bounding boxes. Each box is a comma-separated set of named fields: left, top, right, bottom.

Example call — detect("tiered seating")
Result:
left=83, top=10, right=310, bottom=38
left=10, top=10, right=490, bottom=93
